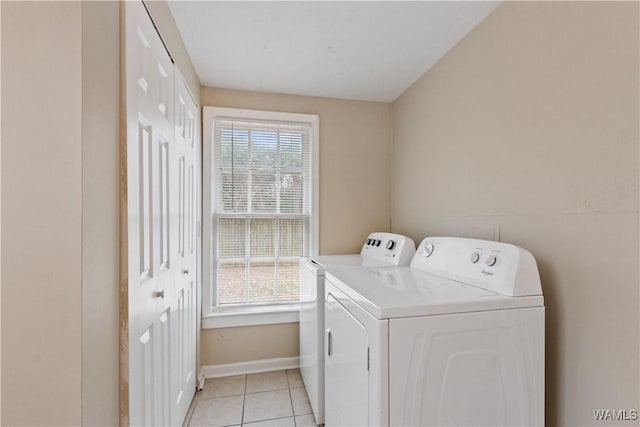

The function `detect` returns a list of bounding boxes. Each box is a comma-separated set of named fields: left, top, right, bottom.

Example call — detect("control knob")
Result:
left=470, top=252, right=480, bottom=264
left=386, top=240, right=396, bottom=250
left=423, top=243, right=434, bottom=257
left=485, top=254, right=497, bottom=266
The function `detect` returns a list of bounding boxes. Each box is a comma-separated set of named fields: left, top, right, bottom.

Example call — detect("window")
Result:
left=203, top=107, right=318, bottom=316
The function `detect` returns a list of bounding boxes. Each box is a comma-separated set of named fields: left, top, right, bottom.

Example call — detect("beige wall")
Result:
left=202, top=323, right=299, bottom=365
left=1, top=2, right=83, bottom=425
left=391, top=2, right=639, bottom=426
left=0, top=1, right=3, bottom=422
left=201, top=87, right=392, bottom=365
left=82, top=2, right=119, bottom=426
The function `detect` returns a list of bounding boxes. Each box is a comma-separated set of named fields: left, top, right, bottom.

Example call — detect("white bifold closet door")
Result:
left=172, top=67, right=199, bottom=425
left=123, top=1, right=198, bottom=426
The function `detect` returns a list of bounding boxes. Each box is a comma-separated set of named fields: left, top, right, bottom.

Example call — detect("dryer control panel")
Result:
left=410, top=237, right=542, bottom=297
left=360, top=232, right=416, bottom=267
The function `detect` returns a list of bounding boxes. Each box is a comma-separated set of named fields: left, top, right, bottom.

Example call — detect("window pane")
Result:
left=252, top=173, right=277, bottom=212
left=218, top=218, right=246, bottom=258
left=217, top=261, right=247, bottom=304
left=220, top=128, right=248, bottom=169
left=212, top=115, right=313, bottom=309
left=221, top=171, right=248, bottom=212
left=249, top=261, right=275, bottom=303
left=279, top=219, right=304, bottom=257
left=250, top=219, right=275, bottom=257
left=251, top=130, right=277, bottom=169
left=280, top=133, right=303, bottom=170
left=277, top=260, right=299, bottom=302
left=280, top=173, right=303, bottom=213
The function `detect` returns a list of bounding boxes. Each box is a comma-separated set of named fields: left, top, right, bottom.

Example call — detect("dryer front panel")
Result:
left=389, top=306, right=544, bottom=426
left=298, top=260, right=325, bottom=424
left=325, top=293, right=369, bottom=427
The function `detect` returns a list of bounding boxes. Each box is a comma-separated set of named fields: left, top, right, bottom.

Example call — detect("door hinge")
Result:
left=367, top=347, right=370, bottom=371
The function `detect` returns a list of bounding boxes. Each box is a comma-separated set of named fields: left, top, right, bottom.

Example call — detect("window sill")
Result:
left=202, top=305, right=300, bottom=329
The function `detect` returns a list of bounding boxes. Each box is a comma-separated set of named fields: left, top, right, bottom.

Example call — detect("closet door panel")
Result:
left=171, top=70, right=199, bottom=425
left=124, top=2, right=185, bottom=426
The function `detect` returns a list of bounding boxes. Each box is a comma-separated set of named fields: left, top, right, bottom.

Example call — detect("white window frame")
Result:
left=202, top=106, right=319, bottom=327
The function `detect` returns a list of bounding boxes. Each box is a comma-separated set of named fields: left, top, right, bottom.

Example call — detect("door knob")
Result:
left=155, top=290, right=165, bottom=299
left=182, top=269, right=189, bottom=275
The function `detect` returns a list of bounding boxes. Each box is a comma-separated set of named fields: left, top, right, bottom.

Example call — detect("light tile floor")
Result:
left=184, top=369, right=320, bottom=427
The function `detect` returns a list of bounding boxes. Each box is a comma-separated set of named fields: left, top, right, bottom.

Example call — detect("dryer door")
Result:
left=325, top=293, right=369, bottom=427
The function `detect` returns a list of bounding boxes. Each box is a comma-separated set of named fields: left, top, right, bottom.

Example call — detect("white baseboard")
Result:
left=201, top=356, right=300, bottom=379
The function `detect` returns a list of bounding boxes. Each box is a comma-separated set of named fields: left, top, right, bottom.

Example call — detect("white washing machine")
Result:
left=299, top=232, right=416, bottom=425
left=324, top=237, right=545, bottom=426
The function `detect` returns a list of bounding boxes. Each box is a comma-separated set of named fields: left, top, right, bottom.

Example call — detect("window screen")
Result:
left=213, top=118, right=312, bottom=306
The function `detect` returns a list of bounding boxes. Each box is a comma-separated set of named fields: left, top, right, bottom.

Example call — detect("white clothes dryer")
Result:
left=299, top=232, right=415, bottom=425
left=324, top=237, right=545, bottom=427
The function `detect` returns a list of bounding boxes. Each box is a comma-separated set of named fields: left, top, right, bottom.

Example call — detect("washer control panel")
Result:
left=410, top=237, right=542, bottom=297
left=360, top=232, right=416, bottom=266
left=485, top=254, right=497, bottom=266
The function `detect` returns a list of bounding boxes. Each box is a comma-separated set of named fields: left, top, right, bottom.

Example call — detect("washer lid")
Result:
left=326, top=267, right=544, bottom=320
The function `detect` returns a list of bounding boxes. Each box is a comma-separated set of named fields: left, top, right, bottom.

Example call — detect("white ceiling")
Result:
left=167, top=1, right=500, bottom=102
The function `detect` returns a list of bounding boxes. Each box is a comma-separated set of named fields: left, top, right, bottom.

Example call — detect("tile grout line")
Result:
left=288, top=369, right=298, bottom=427
left=289, top=380, right=298, bottom=427
left=241, top=374, right=247, bottom=426
left=244, top=415, right=296, bottom=425
left=244, top=387, right=289, bottom=395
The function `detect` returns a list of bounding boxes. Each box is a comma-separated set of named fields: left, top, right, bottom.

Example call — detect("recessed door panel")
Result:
left=178, top=155, right=185, bottom=259
left=187, top=279, right=196, bottom=385
left=157, top=309, right=171, bottom=426
left=325, top=293, right=369, bottom=427
left=136, top=327, right=154, bottom=426
left=175, top=286, right=185, bottom=406
left=177, top=94, right=186, bottom=138
left=188, top=163, right=194, bottom=255
left=138, top=118, right=153, bottom=278
left=159, top=141, right=170, bottom=268
left=157, top=63, right=170, bottom=119
left=136, top=27, right=151, bottom=94
left=187, top=110, right=195, bottom=147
